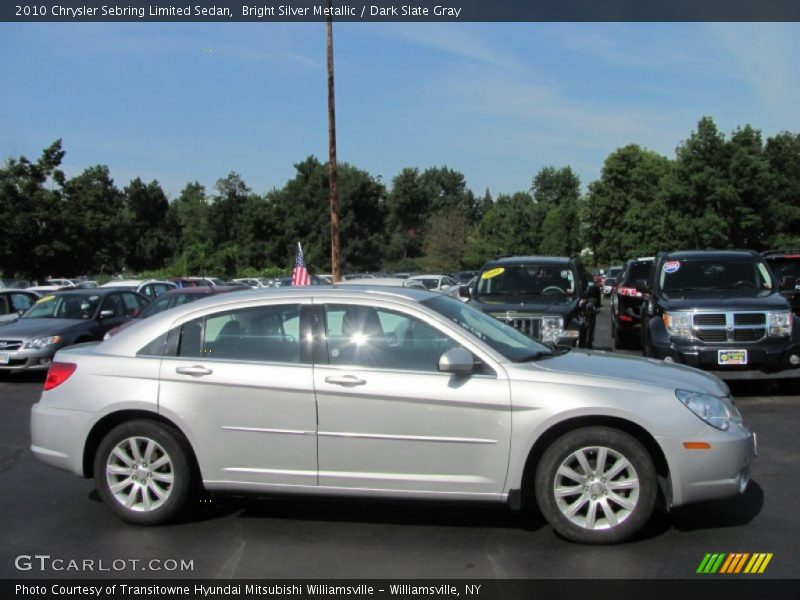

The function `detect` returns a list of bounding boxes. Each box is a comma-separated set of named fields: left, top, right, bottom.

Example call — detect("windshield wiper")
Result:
left=516, top=346, right=571, bottom=362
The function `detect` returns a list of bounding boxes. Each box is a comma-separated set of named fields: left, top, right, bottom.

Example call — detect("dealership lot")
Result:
left=1, top=305, right=798, bottom=579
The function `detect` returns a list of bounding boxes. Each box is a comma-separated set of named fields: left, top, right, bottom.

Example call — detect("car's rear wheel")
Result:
left=534, top=427, right=657, bottom=544
left=94, top=420, right=191, bottom=525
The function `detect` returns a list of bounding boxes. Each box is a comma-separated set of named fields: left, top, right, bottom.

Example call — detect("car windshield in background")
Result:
left=23, top=294, right=101, bottom=319
left=415, top=278, right=439, bottom=290
left=476, top=264, right=577, bottom=299
left=624, top=261, right=653, bottom=284
left=659, top=259, right=774, bottom=295
left=423, top=295, right=552, bottom=361
left=767, top=257, right=800, bottom=279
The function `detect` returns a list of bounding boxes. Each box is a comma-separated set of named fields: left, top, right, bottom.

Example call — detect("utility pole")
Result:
left=326, top=2, right=341, bottom=283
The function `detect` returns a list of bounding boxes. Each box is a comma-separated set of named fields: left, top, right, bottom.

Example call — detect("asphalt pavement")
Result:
left=1, top=303, right=798, bottom=579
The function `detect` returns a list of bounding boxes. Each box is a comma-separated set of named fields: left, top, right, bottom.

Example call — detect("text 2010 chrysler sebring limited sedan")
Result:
left=31, top=287, right=755, bottom=544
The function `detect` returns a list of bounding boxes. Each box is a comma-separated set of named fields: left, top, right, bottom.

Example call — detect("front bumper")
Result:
left=649, top=339, right=800, bottom=380
left=660, top=421, right=756, bottom=508
left=30, top=402, right=92, bottom=476
left=0, top=347, right=59, bottom=373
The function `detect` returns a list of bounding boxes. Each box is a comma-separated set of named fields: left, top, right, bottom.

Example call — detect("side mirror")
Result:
left=438, top=347, right=475, bottom=375
left=458, top=285, right=471, bottom=302
left=781, top=276, right=797, bottom=291
left=99, top=309, right=115, bottom=319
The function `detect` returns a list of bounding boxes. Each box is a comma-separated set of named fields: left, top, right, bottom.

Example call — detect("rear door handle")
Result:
left=324, top=375, right=367, bottom=387
left=176, top=365, right=213, bottom=377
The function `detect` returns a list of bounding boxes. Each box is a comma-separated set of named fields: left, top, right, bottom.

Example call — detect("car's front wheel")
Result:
left=534, top=426, right=657, bottom=544
left=94, top=420, right=192, bottom=525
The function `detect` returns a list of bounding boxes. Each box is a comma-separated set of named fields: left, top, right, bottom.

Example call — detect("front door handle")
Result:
left=176, top=365, right=213, bottom=377
left=324, top=375, right=367, bottom=387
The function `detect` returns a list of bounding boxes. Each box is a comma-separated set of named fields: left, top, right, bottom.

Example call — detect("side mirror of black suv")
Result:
left=780, top=276, right=797, bottom=291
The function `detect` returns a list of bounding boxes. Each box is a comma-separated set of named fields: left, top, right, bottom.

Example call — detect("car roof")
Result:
left=484, top=256, right=573, bottom=267
left=661, top=249, right=760, bottom=260
left=101, top=287, right=440, bottom=354
left=51, top=288, right=139, bottom=297
left=336, top=278, right=418, bottom=287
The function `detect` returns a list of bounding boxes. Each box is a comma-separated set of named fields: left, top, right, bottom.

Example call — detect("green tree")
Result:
left=764, top=131, right=800, bottom=247
left=62, top=165, right=126, bottom=275
left=123, top=178, right=175, bottom=271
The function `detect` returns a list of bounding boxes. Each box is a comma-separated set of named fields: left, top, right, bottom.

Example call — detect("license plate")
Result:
left=718, top=349, right=747, bottom=365
left=0, top=352, right=9, bottom=365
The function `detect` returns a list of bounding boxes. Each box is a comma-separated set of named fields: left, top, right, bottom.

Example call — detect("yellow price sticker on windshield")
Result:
left=481, top=267, right=505, bottom=280
left=36, top=295, right=55, bottom=304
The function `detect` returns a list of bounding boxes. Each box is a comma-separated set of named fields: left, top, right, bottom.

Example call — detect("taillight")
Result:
left=44, top=362, right=77, bottom=391
left=618, top=286, right=642, bottom=297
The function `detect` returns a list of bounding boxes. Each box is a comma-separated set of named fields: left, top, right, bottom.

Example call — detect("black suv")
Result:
left=468, top=256, right=599, bottom=348
left=641, top=250, right=800, bottom=380
left=610, top=257, right=654, bottom=349
left=762, top=250, right=800, bottom=317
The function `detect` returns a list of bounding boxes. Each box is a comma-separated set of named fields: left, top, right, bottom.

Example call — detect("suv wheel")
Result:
left=94, top=420, right=192, bottom=525
left=534, top=427, right=657, bottom=544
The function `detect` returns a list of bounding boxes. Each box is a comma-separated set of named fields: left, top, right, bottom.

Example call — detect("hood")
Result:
left=507, top=349, right=729, bottom=397
left=0, top=318, right=88, bottom=339
left=470, top=297, right=577, bottom=316
left=659, top=291, right=789, bottom=311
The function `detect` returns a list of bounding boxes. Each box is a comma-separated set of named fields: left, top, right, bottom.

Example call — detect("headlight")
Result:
left=663, top=311, right=692, bottom=339
left=23, top=335, right=63, bottom=350
left=541, top=316, right=564, bottom=343
left=676, top=389, right=741, bottom=431
left=767, top=311, right=792, bottom=337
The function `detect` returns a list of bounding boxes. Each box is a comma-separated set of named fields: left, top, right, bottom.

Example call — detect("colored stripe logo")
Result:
left=697, top=553, right=773, bottom=574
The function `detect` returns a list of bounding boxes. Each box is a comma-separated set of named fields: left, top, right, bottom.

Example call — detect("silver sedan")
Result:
left=30, top=287, right=755, bottom=544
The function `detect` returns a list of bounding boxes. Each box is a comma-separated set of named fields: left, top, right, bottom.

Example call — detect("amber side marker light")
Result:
left=683, top=442, right=712, bottom=450
left=43, top=362, right=77, bottom=391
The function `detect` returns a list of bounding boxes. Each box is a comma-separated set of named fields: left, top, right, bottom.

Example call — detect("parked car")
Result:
left=341, top=273, right=376, bottom=281
left=0, top=288, right=148, bottom=373
left=452, top=271, right=478, bottom=285
left=101, top=279, right=177, bottom=300
left=231, top=278, right=272, bottom=288
left=336, top=277, right=427, bottom=290
left=467, top=256, right=599, bottom=348
left=641, top=249, right=800, bottom=381
left=611, top=257, right=654, bottom=349
left=409, top=274, right=458, bottom=292
left=602, top=276, right=619, bottom=296
left=0, top=289, right=40, bottom=325
left=31, top=287, right=755, bottom=543
left=762, top=249, right=800, bottom=317
left=273, top=275, right=328, bottom=287
left=103, top=285, right=249, bottom=339
left=1, top=279, right=31, bottom=289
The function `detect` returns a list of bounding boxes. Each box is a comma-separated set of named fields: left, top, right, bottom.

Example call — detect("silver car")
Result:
left=30, top=288, right=755, bottom=543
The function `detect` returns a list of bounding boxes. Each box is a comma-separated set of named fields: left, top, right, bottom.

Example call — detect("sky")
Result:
left=1, top=22, right=800, bottom=199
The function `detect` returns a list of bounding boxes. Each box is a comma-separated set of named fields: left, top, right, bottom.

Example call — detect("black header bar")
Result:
left=3, top=1, right=800, bottom=22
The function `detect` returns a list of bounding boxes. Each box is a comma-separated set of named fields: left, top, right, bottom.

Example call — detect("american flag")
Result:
left=291, top=242, right=311, bottom=287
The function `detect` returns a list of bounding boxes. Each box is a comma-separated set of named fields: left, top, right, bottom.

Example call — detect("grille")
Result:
left=503, top=317, right=541, bottom=340
left=694, top=314, right=725, bottom=326
left=690, top=312, right=766, bottom=344
left=696, top=330, right=727, bottom=343
left=0, top=340, right=23, bottom=351
left=734, top=328, right=766, bottom=342
left=734, top=313, right=766, bottom=326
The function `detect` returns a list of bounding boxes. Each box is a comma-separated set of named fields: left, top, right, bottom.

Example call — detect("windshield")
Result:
left=767, top=257, right=800, bottom=279
left=621, top=261, right=653, bottom=286
left=414, top=278, right=440, bottom=290
left=476, top=264, right=576, bottom=299
left=659, top=259, right=774, bottom=293
left=423, top=295, right=551, bottom=361
left=23, top=294, right=101, bottom=320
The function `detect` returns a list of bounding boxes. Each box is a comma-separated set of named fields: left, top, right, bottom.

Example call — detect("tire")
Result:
left=94, top=420, right=192, bottom=525
left=534, top=426, right=657, bottom=544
